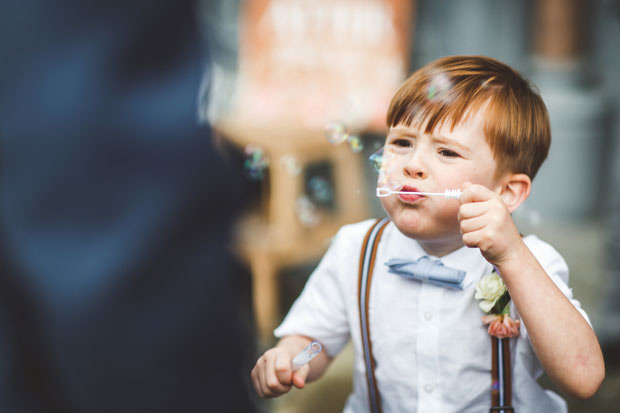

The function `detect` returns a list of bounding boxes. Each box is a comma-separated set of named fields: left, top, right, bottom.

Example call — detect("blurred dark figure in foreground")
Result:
left=0, top=1, right=257, bottom=412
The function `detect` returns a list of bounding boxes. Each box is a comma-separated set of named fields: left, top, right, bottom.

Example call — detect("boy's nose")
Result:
left=403, top=151, right=428, bottom=179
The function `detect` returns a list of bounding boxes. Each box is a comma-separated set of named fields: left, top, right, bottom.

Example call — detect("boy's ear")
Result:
left=498, top=173, right=531, bottom=213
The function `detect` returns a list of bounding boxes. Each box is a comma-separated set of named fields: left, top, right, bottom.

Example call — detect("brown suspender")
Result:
left=491, top=337, right=514, bottom=412
left=358, top=218, right=389, bottom=413
left=357, top=218, right=514, bottom=412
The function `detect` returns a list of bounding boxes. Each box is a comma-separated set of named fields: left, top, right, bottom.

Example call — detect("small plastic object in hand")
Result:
left=291, top=341, right=323, bottom=372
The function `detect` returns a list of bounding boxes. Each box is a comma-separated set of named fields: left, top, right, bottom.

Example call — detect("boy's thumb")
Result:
left=292, top=364, right=309, bottom=389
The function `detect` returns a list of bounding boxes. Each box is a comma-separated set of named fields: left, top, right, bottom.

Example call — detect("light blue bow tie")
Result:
left=385, top=256, right=466, bottom=290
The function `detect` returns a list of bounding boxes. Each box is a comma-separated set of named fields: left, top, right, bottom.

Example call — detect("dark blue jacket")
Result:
left=0, top=1, right=257, bottom=411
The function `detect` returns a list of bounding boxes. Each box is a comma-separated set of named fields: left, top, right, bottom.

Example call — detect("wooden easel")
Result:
left=216, top=120, right=367, bottom=344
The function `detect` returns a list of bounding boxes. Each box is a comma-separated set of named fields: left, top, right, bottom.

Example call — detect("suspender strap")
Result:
left=358, top=217, right=390, bottom=413
left=490, top=337, right=514, bottom=413
left=358, top=218, right=514, bottom=412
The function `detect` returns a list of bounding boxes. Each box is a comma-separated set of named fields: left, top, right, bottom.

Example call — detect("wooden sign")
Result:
left=235, top=0, right=413, bottom=132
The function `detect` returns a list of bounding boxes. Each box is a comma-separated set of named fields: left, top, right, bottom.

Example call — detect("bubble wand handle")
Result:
left=375, top=187, right=461, bottom=200
left=291, top=341, right=323, bottom=372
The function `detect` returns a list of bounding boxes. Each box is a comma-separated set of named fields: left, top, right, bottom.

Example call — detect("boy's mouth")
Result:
left=397, top=185, right=425, bottom=203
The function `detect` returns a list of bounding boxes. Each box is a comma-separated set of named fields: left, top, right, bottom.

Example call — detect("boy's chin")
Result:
left=386, top=209, right=455, bottom=236
left=390, top=214, right=460, bottom=243
left=392, top=218, right=443, bottom=239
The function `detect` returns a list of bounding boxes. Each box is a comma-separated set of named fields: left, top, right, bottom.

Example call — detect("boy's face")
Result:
left=379, top=108, right=504, bottom=253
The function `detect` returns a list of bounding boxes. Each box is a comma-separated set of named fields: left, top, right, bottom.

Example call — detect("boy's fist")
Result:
left=457, top=182, right=523, bottom=266
left=251, top=347, right=310, bottom=398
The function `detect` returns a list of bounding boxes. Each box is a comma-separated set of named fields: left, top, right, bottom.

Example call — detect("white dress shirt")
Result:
left=274, top=219, right=590, bottom=412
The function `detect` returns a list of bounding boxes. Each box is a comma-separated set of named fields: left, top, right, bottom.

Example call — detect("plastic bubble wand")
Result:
left=376, top=187, right=461, bottom=200
left=291, top=341, right=323, bottom=371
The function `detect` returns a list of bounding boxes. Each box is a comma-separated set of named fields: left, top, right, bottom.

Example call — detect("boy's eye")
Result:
left=391, top=139, right=412, bottom=148
left=439, top=149, right=459, bottom=157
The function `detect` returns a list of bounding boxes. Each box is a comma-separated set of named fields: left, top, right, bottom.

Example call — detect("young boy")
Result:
left=250, top=56, right=604, bottom=412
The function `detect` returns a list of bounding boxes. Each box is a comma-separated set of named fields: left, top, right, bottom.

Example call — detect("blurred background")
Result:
left=1, top=0, right=617, bottom=412
left=200, top=0, right=620, bottom=412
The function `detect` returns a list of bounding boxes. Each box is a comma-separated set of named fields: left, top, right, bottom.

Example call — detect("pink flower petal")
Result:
left=481, top=314, right=501, bottom=325
left=481, top=314, right=521, bottom=339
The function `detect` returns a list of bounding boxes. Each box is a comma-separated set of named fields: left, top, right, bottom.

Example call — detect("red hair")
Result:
left=386, top=55, right=550, bottom=180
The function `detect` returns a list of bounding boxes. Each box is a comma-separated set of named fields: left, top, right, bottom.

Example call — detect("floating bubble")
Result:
left=378, top=170, right=388, bottom=187
left=528, top=210, right=542, bottom=227
left=308, top=176, right=333, bottom=204
left=427, top=71, right=453, bottom=101
left=373, top=150, right=398, bottom=188
left=513, top=205, right=543, bottom=229
left=427, top=85, right=437, bottom=99
left=324, top=120, right=349, bottom=144
left=387, top=180, right=401, bottom=191
left=243, top=144, right=269, bottom=180
left=347, top=134, right=364, bottom=153
left=296, top=195, right=320, bottom=227
left=280, top=154, right=302, bottom=175
left=368, top=147, right=384, bottom=173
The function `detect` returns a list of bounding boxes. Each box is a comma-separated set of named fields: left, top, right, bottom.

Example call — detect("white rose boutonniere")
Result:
left=475, top=271, right=520, bottom=339
left=474, top=272, right=507, bottom=313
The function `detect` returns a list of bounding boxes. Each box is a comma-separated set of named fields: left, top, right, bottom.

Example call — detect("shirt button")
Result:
left=424, top=384, right=434, bottom=393
left=424, top=311, right=433, bottom=321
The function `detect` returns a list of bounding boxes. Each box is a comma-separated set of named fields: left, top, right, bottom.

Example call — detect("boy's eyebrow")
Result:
left=433, top=135, right=471, bottom=152
left=387, top=127, right=418, bottom=138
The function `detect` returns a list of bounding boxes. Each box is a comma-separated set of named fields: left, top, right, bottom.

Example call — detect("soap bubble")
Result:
left=528, top=210, right=542, bottom=227
left=324, top=120, right=349, bottom=144
left=280, top=154, right=302, bottom=176
left=308, top=176, right=333, bottom=204
left=370, top=149, right=396, bottom=188
left=243, top=144, right=269, bottom=180
left=347, top=134, right=364, bottom=153
left=296, top=195, right=320, bottom=227
left=368, top=147, right=384, bottom=173
left=513, top=205, right=543, bottom=229
left=427, top=71, right=453, bottom=101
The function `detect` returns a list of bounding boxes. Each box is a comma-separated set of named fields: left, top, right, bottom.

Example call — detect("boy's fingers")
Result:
left=458, top=201, right=488, bottom=220
left=292, top=364, right=310, bottom=389
left=263, top=353, right=292, bottom=396
left=461, top=228, right=484, bottom=248
left=274, top=353, right=293, bottom=384
left=253, top=357, right=273, bottom=398
left=250, top=368, right=265, bottom=398
left=459, top=215, right=487, bottom=234
left=459, top=183, right=494, bottom=204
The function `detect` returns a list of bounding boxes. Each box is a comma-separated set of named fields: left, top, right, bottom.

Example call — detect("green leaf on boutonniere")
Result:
left=491, top=291, right=511, bottom=315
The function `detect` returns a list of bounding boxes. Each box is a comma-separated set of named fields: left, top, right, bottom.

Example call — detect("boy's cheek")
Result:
left=379, top=161, right=403, bottom=187
left=379, top=196, right=396, bottom=216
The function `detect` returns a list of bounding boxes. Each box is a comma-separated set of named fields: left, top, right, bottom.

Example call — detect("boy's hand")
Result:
left=457, top=182, right=524, bottom=266
left=251, top=346, right=310, bottom=398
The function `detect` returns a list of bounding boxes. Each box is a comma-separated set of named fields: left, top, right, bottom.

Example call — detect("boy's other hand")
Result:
left=251, top=346, right=310, bottom=398
left=457, top=182, right=524, bottom=266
